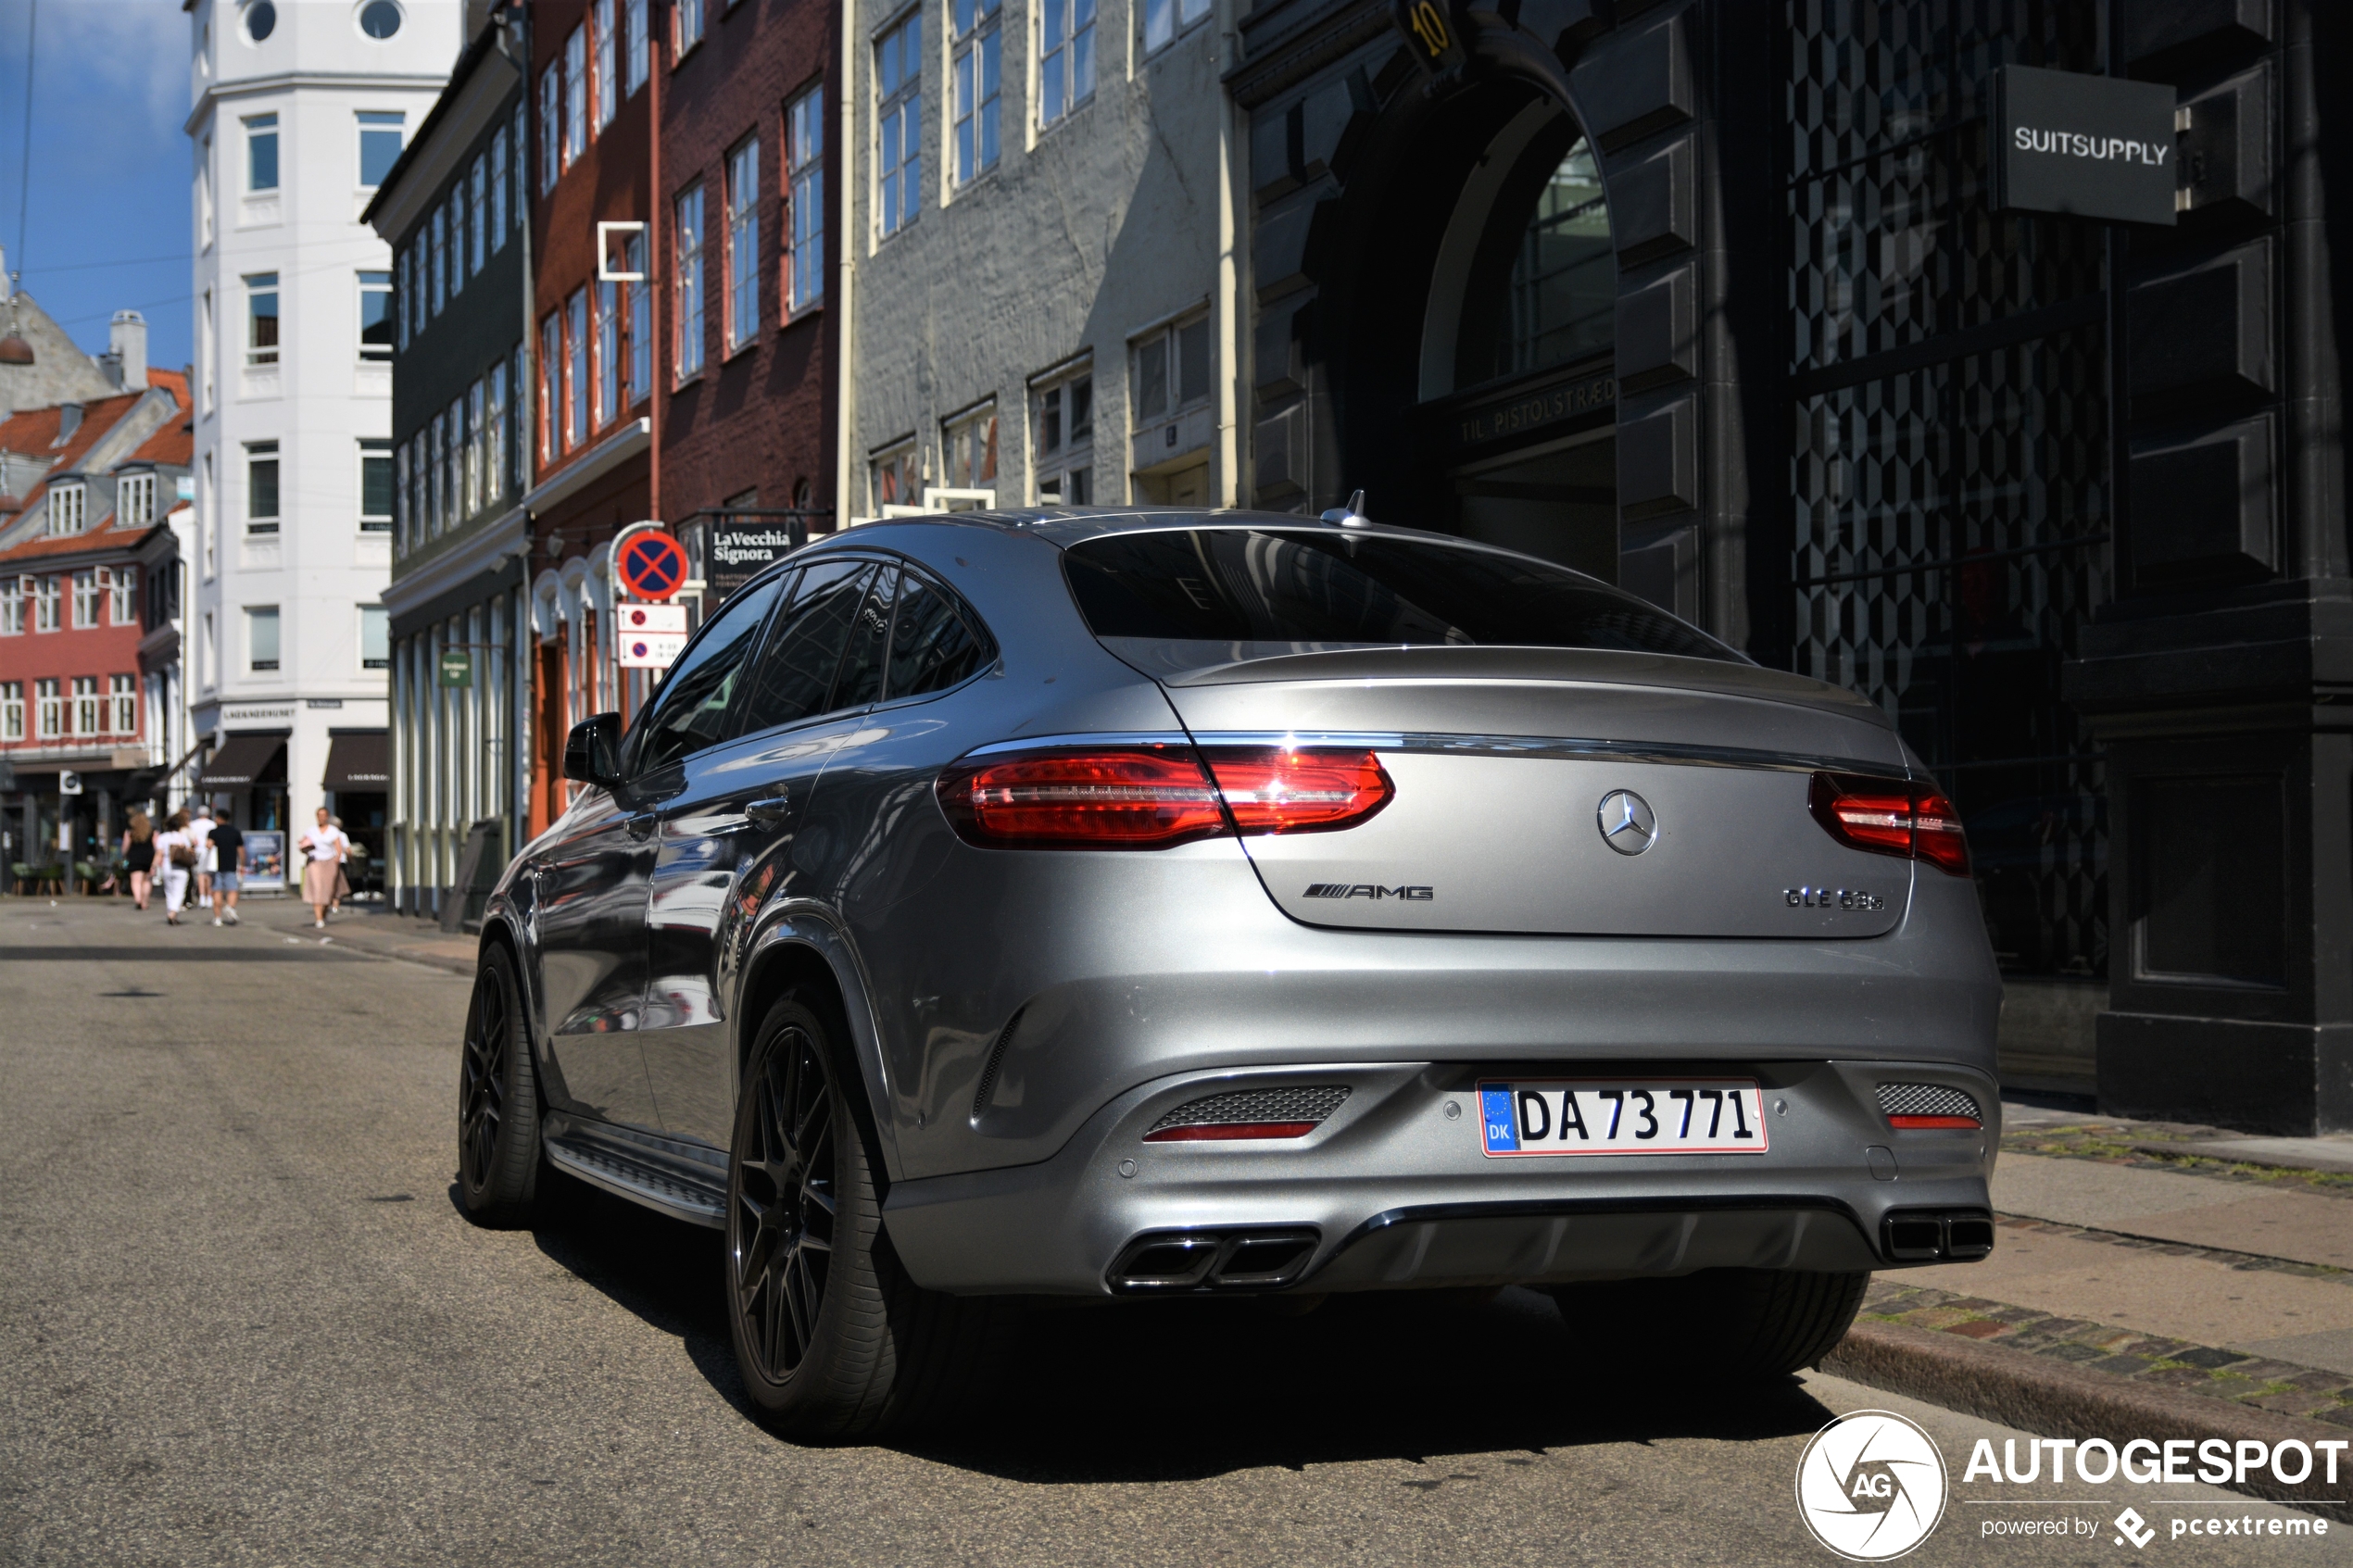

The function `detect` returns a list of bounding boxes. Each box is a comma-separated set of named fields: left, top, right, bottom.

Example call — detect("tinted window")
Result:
left=832, top=566, right=897, bottom=713
left=1063, top=528, right=1738, bottom=662
left=629, top=575, right=784, bottom=774
left=885, top=571, right=988, bottom=698
left=733, top=561, right=874, bottom=734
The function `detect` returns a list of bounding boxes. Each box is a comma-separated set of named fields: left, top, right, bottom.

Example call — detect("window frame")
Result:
left=951, top=0, right=1000, bottom=188
left=71, top=571, right=100, bottom=630
left=625, top=0, right=650, bottom=92
left=111, top=672, right=138, bottom=734
left=245, top=439, right=282, bottom=534
left=46, top=481, right=85, bottom=537
left=36, top=677, right=61, bottom=739
left=1139, top=0, right=1211, bottom=57
left=361, top=438, right=395, bottom=532
left=538, top=66, right=561, bottom=193
left=359, top=270, right=395, bottom=362
left=469, top=155, right=489, bottom=275
left=358, top=109, right=405, bottom=189
left=941, top=400, right=1000, bottom=495
left=245, top=272, right=281, bottom=367
left=566, top=289, right=590, bottom=449
left=539, top=311, right=562, bottom=458
left=361, top=606, right=391, bottom=671
left=485, top=361, right=509, bottom=504
left=675, top=186, right=707, bottom=381
left=563, top=25, right=589, bottom=169
left=1031, top=362, right=1095, bottom=505
left=490, top=125, right=510, bottom=245
left=786, top=86, right=825, bottom=316
left=725, top=135, right=761, bottom=352
left=624, top=232, right=651, bottom=396
left=72, top=675, right=101, bottom=738
left=676, top=0, right=705, bottom=55
left=0, top=581, right=19, bottom=637
left=597, top=275, right=622, bottom=422
left=594, top=0, right=618, bottom=131
left=32, top=576, right=60, bottom=633
left=869, top=439, right=918, bottom=512
left=1038, top=0, right=1096, bottom=128
left=875, top=10, right=923, bottom=240
left=247, top=605, right=282, bottom=673
left=245, top=112, right=279, bottom=194
left=0, top=682, right=21, bottom=742
left=107, top=562, right=137, bottom=624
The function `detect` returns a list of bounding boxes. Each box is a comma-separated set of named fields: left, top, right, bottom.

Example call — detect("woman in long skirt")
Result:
left=297, top=807, right=348, bottom=930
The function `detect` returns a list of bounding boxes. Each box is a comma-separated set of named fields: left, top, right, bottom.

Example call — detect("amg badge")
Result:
left=1303, top=884, right=1435, bottom=901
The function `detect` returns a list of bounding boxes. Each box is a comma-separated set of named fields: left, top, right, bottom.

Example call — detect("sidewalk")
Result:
left=1827, top=1098, right=2353, bottom=1513
left=199, top=892, right=483, bottom=977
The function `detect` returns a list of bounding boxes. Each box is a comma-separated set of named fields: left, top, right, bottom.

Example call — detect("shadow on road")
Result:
left=516, top=1168, right=1835, bottom=1484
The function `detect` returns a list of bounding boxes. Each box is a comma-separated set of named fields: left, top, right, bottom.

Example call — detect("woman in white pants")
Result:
left=155, top=809, right=195, bottom=926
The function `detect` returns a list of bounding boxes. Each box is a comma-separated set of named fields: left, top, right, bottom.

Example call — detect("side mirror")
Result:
left=562, top=713, right=625, bottom=788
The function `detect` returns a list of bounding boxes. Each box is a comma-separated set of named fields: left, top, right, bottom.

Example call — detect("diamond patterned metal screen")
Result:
left=1786, top=0, right=2109, bottom=979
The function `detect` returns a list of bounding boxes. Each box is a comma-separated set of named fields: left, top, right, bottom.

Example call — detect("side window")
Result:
left=832, top=567, right=899, bottom=713
left=629, top=575, right=785, bottom=774
left=885, top=571, right=989, bottom=699
left=734, top=561, right=875, bottom=734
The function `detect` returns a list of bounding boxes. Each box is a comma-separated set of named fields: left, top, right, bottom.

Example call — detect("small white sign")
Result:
left=616, top=629, right=687, bottom=670
left=616, top=602, right=688, bottom=633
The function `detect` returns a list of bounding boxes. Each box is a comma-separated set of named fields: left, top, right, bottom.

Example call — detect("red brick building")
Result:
left=0, top=371, right=195, bottom=883
left=658, top=0, right=840, bottom=564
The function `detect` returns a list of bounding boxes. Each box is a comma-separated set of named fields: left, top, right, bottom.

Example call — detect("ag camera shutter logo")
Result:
left=1795, top=1410, right=1948, bottom=1561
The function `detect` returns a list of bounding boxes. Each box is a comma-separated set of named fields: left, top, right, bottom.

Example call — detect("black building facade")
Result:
left=1233, top=0, right=2353, bottom=1131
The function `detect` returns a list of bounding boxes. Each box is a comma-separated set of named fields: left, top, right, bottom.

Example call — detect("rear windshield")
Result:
left=1063, top=528, right=1739, bottom=662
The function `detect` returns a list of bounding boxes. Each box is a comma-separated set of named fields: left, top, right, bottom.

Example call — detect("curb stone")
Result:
left=1821, top=1321, right=2353, bottom=1522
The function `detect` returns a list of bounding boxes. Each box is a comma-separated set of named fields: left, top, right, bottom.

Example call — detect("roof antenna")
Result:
left=1320, top=489, right=1370, bottom=528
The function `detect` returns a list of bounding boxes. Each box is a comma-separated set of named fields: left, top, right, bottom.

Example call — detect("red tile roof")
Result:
left=0, top=377, right=195, bottom=564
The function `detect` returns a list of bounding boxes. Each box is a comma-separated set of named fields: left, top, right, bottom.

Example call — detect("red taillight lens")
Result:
left=938, top=745, right=1392, bottom=848
left=1141, top=1121, right=1320, bottom=1142
left=1808, top=771, right=1971, bottom=877
left=1886, top=1114, right=1982, bottom=1130
left=1202, top=747, right=1393, bottom=836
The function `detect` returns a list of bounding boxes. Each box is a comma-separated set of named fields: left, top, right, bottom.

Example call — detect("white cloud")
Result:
left=31, top=1, right=189, bottom=138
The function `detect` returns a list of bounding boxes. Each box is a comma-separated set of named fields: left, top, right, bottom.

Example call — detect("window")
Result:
left=465, top=382, right=484, bottom=514
left=1133, top=314, right=1211, bottom=424
left=943, top=403, right=998, bottom=492
left=246, top=273, right=280, bottom=365
left=538, top=66, right=560, bottom=193
left=396, top=251, right=412, bottom=348
left=1141, top=0, right=1209, bottom=55
left=675, top=187, right=706, bottom=378
left=875, top=13, right=922, bottom=238
left=107, top=563, right=136, bottom=622
left=361, top=606, right=390, bottom=671
left=511, top=344, right=528, bottom=493
left=627, top=573, right=787, bottom=774
left=36, top=678, right=60, bottom=738
left=33, top=576, right=60, bottom=632
left=200, top=135, right=215, bottom=246
left=1039, top=0, right=1095, bottom=125
left=535, top=314, right=556, bottom=459
left=201, top=613, right=215, bottom=687
left=361, top=439, right=394, bottom=530
left=246, top=113, right=279, bottom=193
left=432, top=204, right=447, bottom=313
left=429, top=414, right=447, bottom=533
left=595, top=0, right=617, bottom=129
left=885, top=571, right=989, bottom=698
left=246, top=440, right=280, bottom=533
left=71, top=571, right=100, bottom=628
left=72, top=676, right=100, bottom=736
left=567, top=290, right=589, bottom=449
left=733, top=562, right=875, bottom=734
left=871, top=441, right=918, bottom=510
left=624, top=232, right=651, bottom=396
left=952, top=0, right=1000, bottom=186
left=563, top=26, right=588, bottom=168
left=1034, top=367, right=1093, bottom=503
left=396, top=438, right=412, bottom=551
left=446, top=395, right=466, bottom=523
left=359, top=110, right=404, bottom=187
left=0, top=683, right=19, bottom=740
left=203, top=454, right=217, bottom=575
left=202, top=288, right=218, bottom=405
left=359, top=1, right=402, bottom=39
left=247, top=606, right=281, bottom=671
left=597, top=276, right=621, bottom=421
left=46, top=482, right=85, bottom=536
left=786, top=88, right=824, bottom=314
left=490, top=127, right=510, bottom=247
left=120, top=472, right=157, bottom=527
left=110, top=673, right=137, bottom=734
left=0, top=580, right=19, bottom=634
left=246, top=1, right=276, bottom=41
left=513, top=104, right=529, bottom=223
left=359, top=270, right=394, bottom=360
left=676, top=0, right=705, bottom=53
left=625, top=0, right=649, bottom=92
left=726, top=137, right=760, bottom=349
left=469, top=155, right=487, bottom=274
left=485, top=362, right=509, bottom=503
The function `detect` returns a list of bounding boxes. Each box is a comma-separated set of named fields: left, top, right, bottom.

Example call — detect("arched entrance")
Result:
left=1315, top=77, right=1618, bottom=581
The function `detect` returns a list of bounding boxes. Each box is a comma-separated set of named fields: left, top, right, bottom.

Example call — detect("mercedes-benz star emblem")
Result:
left=1596, top=790, right=1658, bottom=855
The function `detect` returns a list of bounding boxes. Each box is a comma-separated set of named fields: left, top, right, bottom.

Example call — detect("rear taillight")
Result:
left=939, top=746, right=1390, bottom=848
left=1808, top=771, right=1971, bottom=877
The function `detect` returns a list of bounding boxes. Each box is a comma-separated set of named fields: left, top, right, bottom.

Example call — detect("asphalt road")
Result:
left=3, top=897, right=2342, bottom=1566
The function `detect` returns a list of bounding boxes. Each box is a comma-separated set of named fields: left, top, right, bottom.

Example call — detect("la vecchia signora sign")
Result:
left=1994, top=64, right=2177, bottom=227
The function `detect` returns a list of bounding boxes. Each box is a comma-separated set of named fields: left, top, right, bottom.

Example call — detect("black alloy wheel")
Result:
left=457, top=944, right=541, bottom=1225
left=731, top=1019, right=837, bottom=1382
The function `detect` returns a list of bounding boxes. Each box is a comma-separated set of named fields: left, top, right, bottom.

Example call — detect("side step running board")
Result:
left=544, top=1126, right=727, bottom=1229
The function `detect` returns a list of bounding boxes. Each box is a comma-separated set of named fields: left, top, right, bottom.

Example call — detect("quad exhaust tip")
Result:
left=1882, top=1207, right=1995, bottom=1263
left=1106, top=1227, right=1321, bottom=1294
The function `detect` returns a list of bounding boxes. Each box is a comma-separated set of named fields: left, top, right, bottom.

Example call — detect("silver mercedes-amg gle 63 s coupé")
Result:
left=456, top=508, right=2000, bottom=1437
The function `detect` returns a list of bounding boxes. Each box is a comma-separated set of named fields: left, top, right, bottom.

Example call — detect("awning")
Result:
left=322, top=732, right=390, bottom=792
left=196, top=733, right=287, bottom=788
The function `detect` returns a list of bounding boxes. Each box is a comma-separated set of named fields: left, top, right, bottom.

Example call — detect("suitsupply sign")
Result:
left=1994, top=64, right=2180, bottom=226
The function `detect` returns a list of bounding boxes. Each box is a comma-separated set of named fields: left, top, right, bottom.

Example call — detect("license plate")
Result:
left=1477, top=1078, right=1769, bottom=1157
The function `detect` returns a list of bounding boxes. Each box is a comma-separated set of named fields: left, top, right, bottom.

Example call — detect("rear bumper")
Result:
left=882, top=1056, right=1998, bottom=1295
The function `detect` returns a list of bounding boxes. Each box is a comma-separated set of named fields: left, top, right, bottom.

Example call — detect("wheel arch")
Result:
left=736, top=911, right=902, bottom=1188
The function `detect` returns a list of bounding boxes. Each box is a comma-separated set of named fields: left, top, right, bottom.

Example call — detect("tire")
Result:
left=457, top=944, right=543, bottom=1226
left=1549, top=1268, right=1868, bottom=1379
left=725, top=991, right=1017, bottom=1440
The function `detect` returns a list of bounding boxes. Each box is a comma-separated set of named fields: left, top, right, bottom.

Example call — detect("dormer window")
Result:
left=120, top=471, right=157, bottom=526
left=47, top=482, right=86, bottom=536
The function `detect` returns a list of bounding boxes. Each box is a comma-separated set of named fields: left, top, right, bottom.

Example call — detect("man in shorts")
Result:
left=208, top=802, right=246, bottom=926
left=187, top=800, right=217, bottom=911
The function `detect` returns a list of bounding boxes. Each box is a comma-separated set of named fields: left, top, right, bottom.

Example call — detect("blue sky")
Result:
left=0, top=1, right=195, bottom=373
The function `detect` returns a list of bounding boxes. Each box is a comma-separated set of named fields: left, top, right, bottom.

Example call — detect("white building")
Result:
left=186, top=0, right=461, bottom=857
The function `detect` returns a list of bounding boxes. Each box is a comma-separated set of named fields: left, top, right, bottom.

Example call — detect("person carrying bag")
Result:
left=155, top=810, right=195, bottom=927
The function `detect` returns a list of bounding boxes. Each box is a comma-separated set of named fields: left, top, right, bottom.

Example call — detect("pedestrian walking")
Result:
left=297, top=808, right=348, bottom=930
left=155, top=810, right=196, bottom=926
left=209, top=804, right=246, bottom=926
left=188, top=801, right=218, bottom=912
left=120, top=810, right=155, bottom=909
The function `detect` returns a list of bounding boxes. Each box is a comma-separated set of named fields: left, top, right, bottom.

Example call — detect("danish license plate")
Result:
left=1477, top=1079, right=1769, bottom=1157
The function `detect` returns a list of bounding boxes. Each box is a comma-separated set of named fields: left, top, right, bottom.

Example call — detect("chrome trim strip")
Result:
left=969, top=730, right=1905, bottom=777
left=545, top=1135, right=726, bottom=1228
